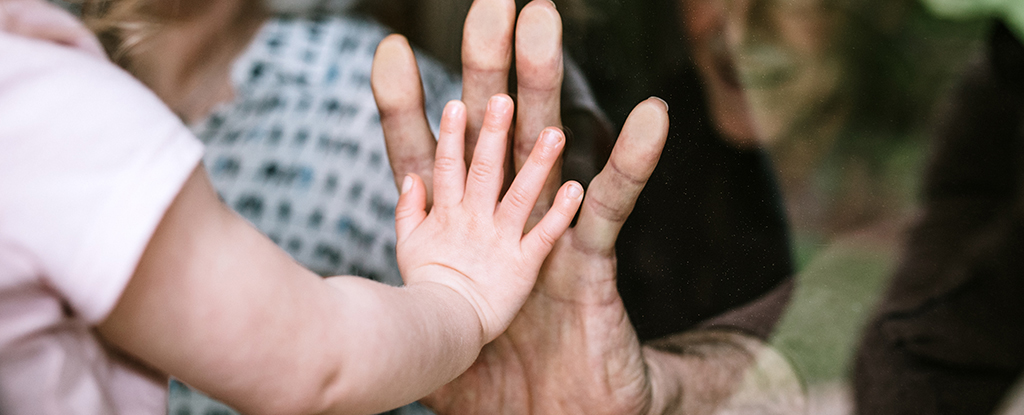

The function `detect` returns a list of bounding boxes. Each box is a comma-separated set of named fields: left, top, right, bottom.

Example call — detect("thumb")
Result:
left=394, top=174, right=427, bottom=242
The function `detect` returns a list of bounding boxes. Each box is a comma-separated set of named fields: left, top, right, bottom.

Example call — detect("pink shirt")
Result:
left=0, top=32, right=203, bottom=414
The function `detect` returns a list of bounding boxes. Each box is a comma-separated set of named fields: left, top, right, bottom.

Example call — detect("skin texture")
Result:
left=373, top=1, right=778, bottom=414
left=33, top=0, right=798, bottom=412
left=374, top=0, right=564, bottom=227
left=2, top=1, right=585, bottom=410
left=96, top=94, right=582, bottom=415
left=377, top=1, right=806, bottom=414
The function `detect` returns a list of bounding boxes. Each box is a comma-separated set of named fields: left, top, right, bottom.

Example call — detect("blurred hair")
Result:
left=73, top=0, right=150, bottom=65
left=75, top=0, right=222, bottom=68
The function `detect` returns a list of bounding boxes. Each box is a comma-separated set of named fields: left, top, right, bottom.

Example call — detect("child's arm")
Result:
left=97, top=96, right=582, bottom=415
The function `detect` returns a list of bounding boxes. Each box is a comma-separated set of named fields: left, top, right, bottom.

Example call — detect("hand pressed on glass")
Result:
left=394, top=95, right=584, bottom=342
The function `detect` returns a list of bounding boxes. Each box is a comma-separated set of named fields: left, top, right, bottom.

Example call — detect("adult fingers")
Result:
left=461, top=0, right=515, bottom=164
left=433, top=101, right=468, bottom=208
left=514, top=0, right=565, bottom=228
left=373, top=34, right=437, bottom=205
left=498, top=128, right=565, bottom=231
left=574, top=98, right=669, bottom=254
left=463, top=95, right=514, bottom=212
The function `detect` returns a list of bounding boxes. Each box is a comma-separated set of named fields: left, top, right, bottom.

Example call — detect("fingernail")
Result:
left=547, top=0, right=557, bottom=9
left=489, top=95, right=512, bottom=114
left=542, top=128, right=563, bottom=146
left=566, top=182, right=583, bottom=199
left=401, top=175, right=413, bottom=194
left=650, top=96, right=668, bottom=112
left=445, top=100, right=464, bottom=117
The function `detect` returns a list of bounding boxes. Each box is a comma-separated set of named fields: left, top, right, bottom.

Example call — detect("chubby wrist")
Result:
left=403, top=281, right=487, bottom=352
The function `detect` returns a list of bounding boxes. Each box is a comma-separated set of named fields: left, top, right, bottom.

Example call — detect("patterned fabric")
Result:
left=171, top=15, right=460, bottom=415
left=198, top=15, right=459, bottom=285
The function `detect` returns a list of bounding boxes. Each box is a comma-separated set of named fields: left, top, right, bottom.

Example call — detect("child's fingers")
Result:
left=497, top=128, right=565, bottom=231
left=521, top=181, right=584, bottom=259
left=463, top=95, right=514, bottom=212
left=394, top=174, right=428, bottom=242
left=433, top=101, right=468, bottom=208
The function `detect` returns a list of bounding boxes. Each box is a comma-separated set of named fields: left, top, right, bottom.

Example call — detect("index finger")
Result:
left=574, top=98, right=670, bottom=253
left=373, top=34, right=438, bottom=205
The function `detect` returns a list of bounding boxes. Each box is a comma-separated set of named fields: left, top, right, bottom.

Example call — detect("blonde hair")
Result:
left=74, top=0, right=153, bottom=66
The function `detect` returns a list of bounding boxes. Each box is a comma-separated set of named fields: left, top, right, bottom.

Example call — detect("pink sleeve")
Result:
left=0, top=33, right=204, bottom=324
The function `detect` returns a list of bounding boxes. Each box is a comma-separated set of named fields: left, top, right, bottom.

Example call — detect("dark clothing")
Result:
left=855, top=22, right=1024, bottom=415
left=615, top=70, right=795, bottom=342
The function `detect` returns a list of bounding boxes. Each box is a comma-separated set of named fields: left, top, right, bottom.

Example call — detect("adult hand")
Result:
left=374, top=0, right=672, bottom=413
left=373, top=0, right=564, bottom=228
left=421, top=97, right=670, bottom=414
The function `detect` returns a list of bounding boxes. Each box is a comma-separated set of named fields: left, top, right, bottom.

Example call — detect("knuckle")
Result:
left=607, top=158, right=648, bottom=188
left=377, top=100, right=420, bottom=118
left=464, top=56, right=508, bottom=74
left=586, top=193, right=632, bottom=224
left=533, top=225, right=559, bottom=249
left=393, top=154, right=432, bottom=172
left=394, top=202, right=418, bottom=221
left=468, top=159, right=500, bottom=180
left=516, top=66, right=562, bottom=91
left=504, top=185, right=535, bottom=211
left=433, top=155, right=464, bottom=175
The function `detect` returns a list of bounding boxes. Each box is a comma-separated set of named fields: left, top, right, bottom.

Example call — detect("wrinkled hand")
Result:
left=373, top=0, right=564, bottom=228
left=373, top=0, right=670, bottom=413
left=422, top=100, right=669, bottom=415
left=395, top=96, right=582, bottom=343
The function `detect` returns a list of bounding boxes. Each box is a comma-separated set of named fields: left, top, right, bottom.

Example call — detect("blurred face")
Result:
left=681, top=0, right=759, bottom=146
left=721, top=0, right=847, bottom=144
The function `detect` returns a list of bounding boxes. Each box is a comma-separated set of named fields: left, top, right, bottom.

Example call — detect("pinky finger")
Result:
left=521, top=181, right=584, bottom=260
left=394, top=174, right=428, bottom=242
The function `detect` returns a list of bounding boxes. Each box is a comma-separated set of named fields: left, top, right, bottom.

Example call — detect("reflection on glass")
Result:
left=705, top=0, right=985, bottom=411
left=74, top=0, right=1010, bottom=413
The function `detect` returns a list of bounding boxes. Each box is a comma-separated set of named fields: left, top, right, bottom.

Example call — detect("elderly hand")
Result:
left=373, top=0, right=671, bottom=413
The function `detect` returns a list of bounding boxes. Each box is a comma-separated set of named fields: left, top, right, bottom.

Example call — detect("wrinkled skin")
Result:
left=372, top=0, right=672, bottom=413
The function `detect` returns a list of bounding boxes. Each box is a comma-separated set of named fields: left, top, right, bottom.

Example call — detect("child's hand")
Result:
left=394, top=94, right=583, bottom=343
